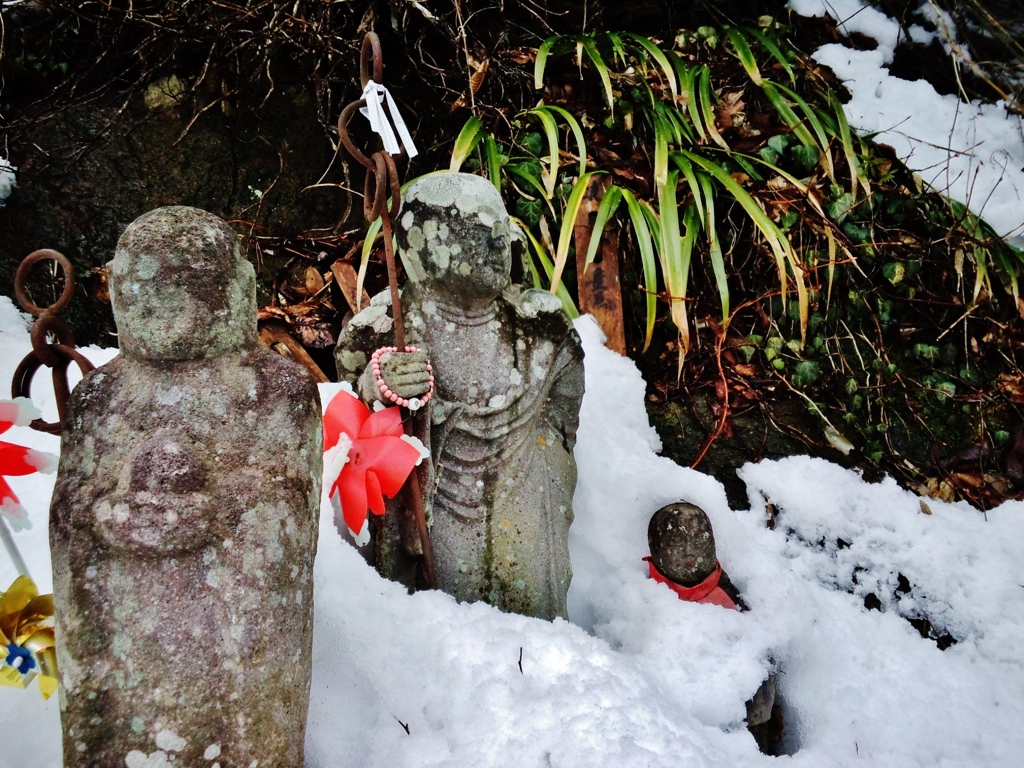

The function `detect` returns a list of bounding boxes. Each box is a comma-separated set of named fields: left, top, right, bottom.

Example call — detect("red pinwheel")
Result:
left=0, top=399, right=57, bottom=532
left=323, top=390, right=425, bottom=541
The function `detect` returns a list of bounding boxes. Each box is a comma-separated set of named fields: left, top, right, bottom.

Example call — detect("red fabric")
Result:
left=0, top=423, right=44, bottom=508
left=323, top=392, right=422, bottom=535
left=644, top=556, right=738, bottom=610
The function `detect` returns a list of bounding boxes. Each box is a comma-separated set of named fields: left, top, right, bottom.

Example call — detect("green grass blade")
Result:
left=623, top=31, right=678, bottom=100
left=698, top=66, right=729, bottom=150
left=746, top=26, right=795, bottom=84
left=670, top=152, right=706, bottom=226
left=771, top=81, right=835, bottom=181
left=620, top=189, right=659, bottom=351
left=653, top=110, right=671, bottom=195
left=356, top=217, right=384, bottom=311
left=698, top=172, right=730, bottom=320
left=543, top=104, right=588, bottom=174
left=510, top=215, right=579, bottom=318
left=528, top=107, right=561, bottom=200
left=606, top=31, right=629, bottom=69
left=831, top=93, right=868, bottom=197
left=450, top=116, right=483, bottom=172
left=676, top=148, right=789, bottom=305
left=761, top=80, right=817, bottom=150
left=582, top=37, right=615, bottom=113
left=584, top=184, right=623, bottom=270
left=659, top=170, right=693, bottom=362
left=485, top=134, right=502, bottom=190
left=724, top=27, right=762, bottom=85
left=505, top=164, right=557, bottom=218
left=535, top=35, right=560, bottom=90
left=551, top=171, right=601, bottom=294
left=681, top=65, right=707, bottom=143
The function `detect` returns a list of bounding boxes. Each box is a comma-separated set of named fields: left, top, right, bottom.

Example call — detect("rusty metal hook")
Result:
left=336, top=31, right=437, bottom=590
left=11, top=249, right=95, bottom=434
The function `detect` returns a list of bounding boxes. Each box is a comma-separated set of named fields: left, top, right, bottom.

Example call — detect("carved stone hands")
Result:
left=379, top=350, right=432, bottom=397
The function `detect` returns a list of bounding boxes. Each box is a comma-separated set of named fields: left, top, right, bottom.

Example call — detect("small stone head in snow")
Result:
left=110, top=206, right=258, bottom=361
left=50, top=206, right=321, bottom=767
left=648, top=502, right=718, bottom=587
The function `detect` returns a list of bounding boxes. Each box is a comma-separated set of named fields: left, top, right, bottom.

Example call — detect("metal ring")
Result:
left=11, top=345, right=95, bottom=435
left=338, top=99, right=374, bottom=171
left=29, top=313, right=76, bottom=369
left=15, top=249, right=75, bottom=317
left=363, top=153, right=388, bottom=224
left=360, top=32, right=383, bottom=89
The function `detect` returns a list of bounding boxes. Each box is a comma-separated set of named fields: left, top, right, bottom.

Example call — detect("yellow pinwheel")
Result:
left=0, top=575, right=57, bottom=699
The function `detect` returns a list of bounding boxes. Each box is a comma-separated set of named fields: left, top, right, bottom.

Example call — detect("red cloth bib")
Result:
left=644, top=557, right=738, bottom=610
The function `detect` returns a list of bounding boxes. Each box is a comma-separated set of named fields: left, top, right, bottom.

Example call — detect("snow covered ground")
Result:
left=2, top=294, right=1023, bottom=767
left=788, top=0, right=1024, bottom=244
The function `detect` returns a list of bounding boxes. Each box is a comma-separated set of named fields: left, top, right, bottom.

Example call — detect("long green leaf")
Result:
left=653, top=110, right=671, bottom=196
left=676, top=148, right=790, bottom=307
left=528, top=107, right=561, bottom=200
left=551, top=171, right=601, bottom=293
left=659, top=170, right=692, bottom=364
left=698, top=66, right=729, bottom=150
left=606, top=31, right=629, bottom=69
left=534, top=35, right=559, bottom=90
left=485, top=134, right=502, bottom=190
left=724, top=27, right=762, bottom=85
left=450, top=116, right=483, bottom=172
left=584, top=184, right=623, bottom=270
left=670, top=153, right=706, bottom=227
left=761, top=80, right=817, bottom=151
left=620, top=189, right=659, bottom=351
left=511, top=215, right=579, bottom=318
left=542, top=104, right=588, bottom=175
left=831, top=93, right=869, bottom=198
left=698, top=172, right=730, bottom=320
left=746, top=26, right=795, bottom=84
left=582, top=37, right=615, bottom=113
left=505, top=164, right=557, bottom=218
left=681, top=65, right=706, bottom=142
left=771, top=81, right=836, bottom=181
left=623, top=31, right=678, bottom=100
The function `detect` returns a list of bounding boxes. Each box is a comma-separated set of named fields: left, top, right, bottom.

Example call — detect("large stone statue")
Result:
left=335, top=172, right=584, bottom=620
left=50, top=207, right=322, bottom=767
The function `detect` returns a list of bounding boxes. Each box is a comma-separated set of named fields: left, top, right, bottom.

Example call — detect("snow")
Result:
left=788, top=0, right=1024, bottom=243
left=2, top=297, right=1024, bottom=767
left=0, top=155, right=15, bottom=209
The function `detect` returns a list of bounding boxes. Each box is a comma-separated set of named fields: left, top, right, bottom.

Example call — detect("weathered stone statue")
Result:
left=646, top=502, right=782, bottom=754
left=50, top=207, right=322, bottom=767
left=335, top=172, right=584, bottom=620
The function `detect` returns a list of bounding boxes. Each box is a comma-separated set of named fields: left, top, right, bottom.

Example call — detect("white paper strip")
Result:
left=359, top=80, right=419, bottom=159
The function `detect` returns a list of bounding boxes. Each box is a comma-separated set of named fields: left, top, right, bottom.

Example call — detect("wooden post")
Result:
left=573, top=176, right=627, bottom=355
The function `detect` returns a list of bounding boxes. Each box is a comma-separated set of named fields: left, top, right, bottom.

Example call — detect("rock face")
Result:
left=50, top=207, right=322, bottom=767
left=647, top=502, right=718, bottom=586
left=335, top=172, right=584, bottom=620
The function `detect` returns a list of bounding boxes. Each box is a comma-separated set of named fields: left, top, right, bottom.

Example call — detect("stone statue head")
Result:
left=396, top=172, right=512, bottom=306
left=111, top=206, right=257, bottom=361
left=648, top=502, right=717, bottom=587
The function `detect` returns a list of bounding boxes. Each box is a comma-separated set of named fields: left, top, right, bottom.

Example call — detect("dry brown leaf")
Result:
left=305, top=266, right=325, bottom=296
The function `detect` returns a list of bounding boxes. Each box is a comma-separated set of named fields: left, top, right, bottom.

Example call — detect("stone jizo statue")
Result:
left=646, top=502, right=782, bottom=754
left=335, top=172, right=584, bottom=620
left=50, top=207, right=322, bottom=767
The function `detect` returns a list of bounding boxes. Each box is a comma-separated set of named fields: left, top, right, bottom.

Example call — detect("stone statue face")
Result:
left=111, top=206, right=257, bottom=361
left=397, top=172, right=512, bottom=305
left=648, top=502, right=717, bottom=587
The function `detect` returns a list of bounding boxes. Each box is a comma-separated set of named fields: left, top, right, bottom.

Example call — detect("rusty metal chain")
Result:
left=337, top=31, right=438, bottom=590
left=11, top=249, right=94, bottom=435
